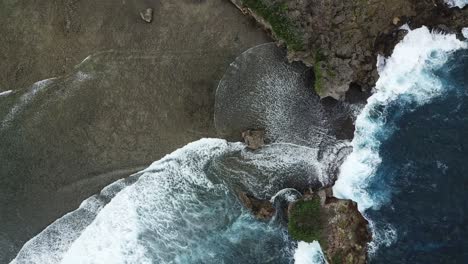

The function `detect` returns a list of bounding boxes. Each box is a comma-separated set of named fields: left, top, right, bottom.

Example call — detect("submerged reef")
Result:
left=230, top=0, right=467, bottom=99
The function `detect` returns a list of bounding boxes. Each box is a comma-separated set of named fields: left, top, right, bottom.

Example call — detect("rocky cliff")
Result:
left=230, top=0, right=467, bottom=99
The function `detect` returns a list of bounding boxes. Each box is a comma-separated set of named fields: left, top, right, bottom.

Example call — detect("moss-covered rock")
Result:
left=288, top=189, right=371, bottom=264
left=237, top=187, right=370, bottom=263
left=231, top=0, right=304, bottom=51
left=288, top=195, right=324, bottom=243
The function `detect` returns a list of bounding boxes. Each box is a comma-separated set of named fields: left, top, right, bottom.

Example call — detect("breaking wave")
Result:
left=293, top=242, right=325, bottom=264
left=444, top=0, right=468, bottom=8
left=333, top=26, right=467, bottom=252
left=12, top=138, right=339, bottom=263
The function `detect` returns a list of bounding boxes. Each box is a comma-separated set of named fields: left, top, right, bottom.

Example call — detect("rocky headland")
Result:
left=239, top=183, right=371, bottom=263
left=230, top=0, right=467, bottom=99
left=238, top=127, right=370, bottom=262
left=228, top=1, right=466, bottom=262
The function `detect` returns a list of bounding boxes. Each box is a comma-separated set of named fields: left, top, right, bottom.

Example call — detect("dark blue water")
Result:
left=368, top=50, right=468, bottom=263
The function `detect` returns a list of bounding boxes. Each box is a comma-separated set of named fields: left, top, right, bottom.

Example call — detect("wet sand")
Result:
left=0, top=0, right=269, bottom=261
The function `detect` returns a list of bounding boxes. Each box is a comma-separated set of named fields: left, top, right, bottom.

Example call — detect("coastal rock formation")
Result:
left=237, top=186, right=371, bottom=263
left=230, top=0, right=468, bottom=99
left=139, top=8, right=153, bottom=23
left=238, top=191, right=276, bottom=220
left=242, top=129, right=266, bottom=149
left=288, top=189, right=371, bottom=263
left=215, top=43, right=356, bottom=145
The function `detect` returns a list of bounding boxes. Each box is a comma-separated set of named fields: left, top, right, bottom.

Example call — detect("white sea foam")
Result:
left=463, top=27, right=468, bottom=39
left=11, top=139, right=246, bottom=264
left=334, top=26, right=466, bottom=210
left=246, top=142, right=330, bottom=186
left=14, top=135, right=335, bottom=263
left=0, top=90, right=13, bottom=97
left=62, top=139, right=239, bottom=264
left=366, top=219, right=398, bottom=255
left=444, top=0, right=468, bottom=8
left=1, top=78, right=56, bottom=130
left=11, top=175, right=140, bottom=264
left=10, top=196, right=106, bottom=264
left=294, top=241, right=325, bottom=264
left=270, top=188, right=302, bottom=203
left=333, top=26, right=467, bottom=250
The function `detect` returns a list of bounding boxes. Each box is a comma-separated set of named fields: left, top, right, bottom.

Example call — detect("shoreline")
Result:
left=0, top=1, right=270, bottom=262
left=3, top=0, right=466, bottom=263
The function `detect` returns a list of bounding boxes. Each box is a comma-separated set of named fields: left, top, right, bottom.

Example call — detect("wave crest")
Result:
left=333, top=26, right=467, bottom=251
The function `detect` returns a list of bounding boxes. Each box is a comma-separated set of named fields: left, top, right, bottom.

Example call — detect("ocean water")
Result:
left=334, top=27, right=467, bottom=263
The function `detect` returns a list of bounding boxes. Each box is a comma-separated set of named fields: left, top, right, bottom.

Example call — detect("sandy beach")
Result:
left=0, top=0, right=269, bottom=262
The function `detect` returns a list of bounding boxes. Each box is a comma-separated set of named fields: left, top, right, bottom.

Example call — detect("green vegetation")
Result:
left=313, top=62, right=323, bottom=96
left=288, top=195, right=324, bottom=244
left=331, top=251, right=343, bottom=264
left=241, top=0, right=304, bottom=51
left=313, top=50, right=326, bottom=96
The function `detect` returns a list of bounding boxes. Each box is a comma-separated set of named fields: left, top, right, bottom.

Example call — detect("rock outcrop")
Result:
left=242, top=129, right=266, bottom=149
left=288, top=188, right=371, bottom=263
left=238, top=186, right=371, bottom=263
left=238, top=191, right=276, bottom=220
left=140, top=8, right=153, bottom=23
left=230, top=0, right=468, bottom=99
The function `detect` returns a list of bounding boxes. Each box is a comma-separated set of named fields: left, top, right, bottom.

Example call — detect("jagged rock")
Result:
left=238, top=191, right=276, bottom=220
left=242, top=129, right=265, bottom=150
left=374, top=28, right=409, bottom=58
left=237, top=185, right=370, bottom=261
left=288, top=188, right=371, bottom=263
left=230, top=0, right=467, bottom=100
left=322, top=196, right=371, bottom=263
left=140, top=8, right=153, bottom=23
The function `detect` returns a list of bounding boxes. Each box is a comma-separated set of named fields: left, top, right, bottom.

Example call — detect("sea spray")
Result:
left=444, top=0, right=468, bottom=8
left=463, top=27, right=468, bottom=39
left=0, top=90, right=13, bottom=97
left=293, top=242, right=325, bottom=264
left=333, top=26, right=467, bottom=252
